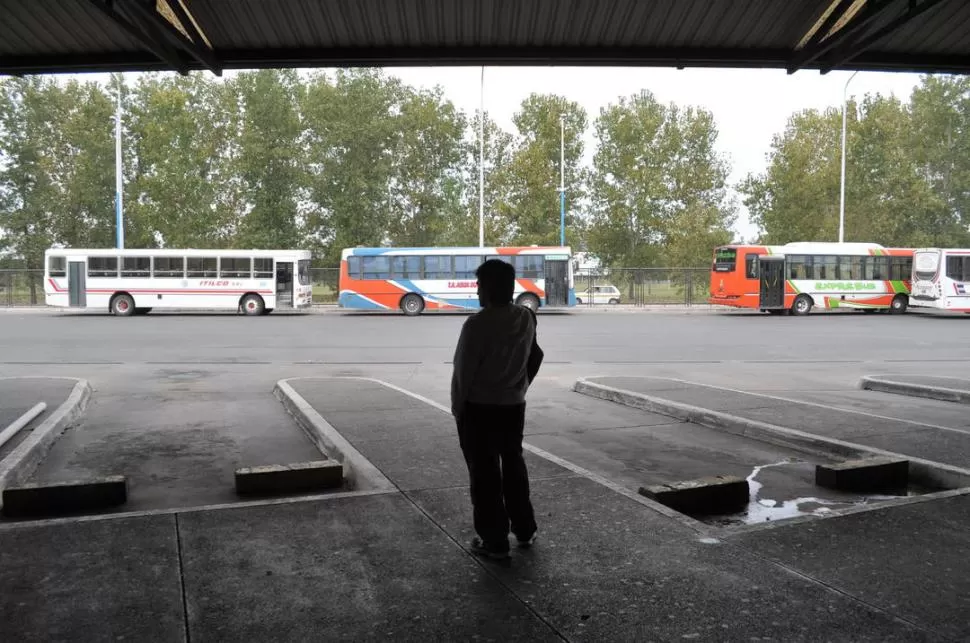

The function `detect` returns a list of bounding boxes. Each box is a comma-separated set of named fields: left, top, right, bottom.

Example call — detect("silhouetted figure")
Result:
left=451, top=259, right=543, bottom=560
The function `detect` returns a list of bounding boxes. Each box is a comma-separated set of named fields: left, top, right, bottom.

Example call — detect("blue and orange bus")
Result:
left=338, top=246, right=576, bottom=315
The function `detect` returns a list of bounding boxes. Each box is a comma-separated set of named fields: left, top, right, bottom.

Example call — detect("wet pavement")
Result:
left=23, top=369, right=324, bottom=513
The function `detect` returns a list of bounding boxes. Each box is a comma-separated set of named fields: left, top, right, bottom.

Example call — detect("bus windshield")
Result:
left=914, top=251, right=940, bottom=281
left=712, top=247, right=737, bottom=272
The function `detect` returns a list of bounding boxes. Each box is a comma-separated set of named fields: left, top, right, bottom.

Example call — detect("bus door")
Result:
left=545, top=258, right=569, bottom=306
left=758, top=256, right=786, bottom=310
left=276, top=262, right=294, bottom=309
left=68, top=260, right=86, bottom=308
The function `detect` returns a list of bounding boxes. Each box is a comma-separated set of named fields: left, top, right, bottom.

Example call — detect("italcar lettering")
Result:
left=199, top=280, right=230, bottom=286
left=813, top=282, right=877, bottom=291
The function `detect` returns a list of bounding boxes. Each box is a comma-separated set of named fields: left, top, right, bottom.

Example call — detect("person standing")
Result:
left=451, top=259, right=543, bottom=560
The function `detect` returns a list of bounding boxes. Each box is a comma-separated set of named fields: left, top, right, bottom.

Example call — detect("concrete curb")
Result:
left=574, top=377, right=970, bottom=492
left=860, top=375, right=970, bottom=405
left=0, top=378, right=92, bottom=500
left=274, top=379, right=396, bottom=493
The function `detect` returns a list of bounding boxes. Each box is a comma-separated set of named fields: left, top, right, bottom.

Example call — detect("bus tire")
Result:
left=791, top=294, right=813, bottom=316
left=240, top=293, right=265, bottom=316
left=889, top=295, right=908, bottom=314
left=110, top=293, right=135, bottom=317
left=608, top=298, right=620, bottom=305
left=576, top=297, right=583, bottom=304
left=401, top=293, right=425, bottom=316
left=516, top=293, right=540, bottom=312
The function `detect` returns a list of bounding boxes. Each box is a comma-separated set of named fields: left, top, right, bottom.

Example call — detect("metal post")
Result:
left=559, top=114, right=566, bottom=247
left=839, top=70, right=859, bottom=245
left=478, top=66, right=485, bottom=248
left=115, top=74, right=125, bottom=249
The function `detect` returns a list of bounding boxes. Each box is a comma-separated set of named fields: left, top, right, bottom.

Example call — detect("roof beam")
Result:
left=125, top=0, right=223, bottom=76
left=787, top=0, right=898, bottom=73
left=819, top=0, right=949, bottom=73
left=87, top=0, right=189, bottom=74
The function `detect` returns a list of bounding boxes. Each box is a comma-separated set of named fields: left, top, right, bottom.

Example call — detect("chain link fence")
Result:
left=1, top=266, right=711, bottom=308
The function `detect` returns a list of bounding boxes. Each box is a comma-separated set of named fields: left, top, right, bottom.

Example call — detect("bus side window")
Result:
left=423, top=256, right=452, bottom=279
left=868, top=256, right=886, bottom=280
left=893, top=257, right=913, bottom=281
left=361, top=256, right=390, bottom=280
left=946, top=256, right=963, bottom=281
left=788, top=255, right=808, bottom=280
left=745, top=255, right=760, bottom=279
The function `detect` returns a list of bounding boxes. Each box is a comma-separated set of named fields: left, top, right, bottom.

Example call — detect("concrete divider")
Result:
left=273, top=380, right=396, bottom=492
left=639, top=475, right=748, bottom=515
left=2, top=475, right=127, bottom=518
left=235, top=460, right=343, bottom=496
left=860, top=376, right=970, bottom=405
left=0, top=402, right=46, bottom=450
left=0, top=379, right=91, bottom=504
left=816, top=457, right=909, bottom=493
left=574, top=377, right=970, bottom=493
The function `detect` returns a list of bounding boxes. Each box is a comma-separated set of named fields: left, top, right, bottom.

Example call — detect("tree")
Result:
left=910, top=75, right=970, bottom=246
left=302, top=69, right=403, bottom=264
left=588, top=90, right=735, bottom=272
left=386, top=86, right=466, bottom=246
left=497, top=94, right=588, bottom=246
left=125, top=73, right=241, bottom=248
left=234, top=69, right=305, bottom=249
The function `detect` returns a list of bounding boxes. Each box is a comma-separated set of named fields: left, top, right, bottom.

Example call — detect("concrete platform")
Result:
left=735, top=494, right=970, bottom=640
left=0, top=514, right=184, bottom=641
left=862, top=374, right=970, bottom=405
left=816, top=457, right=910, bottom=493
left=579, top=376, right=970, bottom=472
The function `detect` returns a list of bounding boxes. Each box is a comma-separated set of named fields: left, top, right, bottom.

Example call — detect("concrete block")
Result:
left=235, top=460, right=343, bottom=496
left=639, top=475, right=749, bottom=515
left=2, top=475, right=127, bottom=518
left=816, top=457, right=909, bottom=493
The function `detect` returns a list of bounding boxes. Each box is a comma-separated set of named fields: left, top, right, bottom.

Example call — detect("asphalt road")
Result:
left=3, top=307, right=970, bottom=367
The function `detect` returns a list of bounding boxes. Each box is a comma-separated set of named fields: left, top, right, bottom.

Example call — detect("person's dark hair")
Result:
left=476, top=259, right=516, bottom=304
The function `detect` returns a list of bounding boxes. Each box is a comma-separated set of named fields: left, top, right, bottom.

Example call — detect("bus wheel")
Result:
left=889, top=295, right=908, bottom=314
left=111, top=293, right=135, bottom=317
left=791, top=294, right=813, bottom=316
left=240, top=294, right=265, bottom=316
left=401, top=293, right=425, bottom=316
left=516, top=293, right=540, bottom=312
left=608, top=298, right=620, bottom=305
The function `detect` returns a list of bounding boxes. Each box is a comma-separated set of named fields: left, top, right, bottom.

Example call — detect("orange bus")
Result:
left=709, top=242, right=914, bottom=315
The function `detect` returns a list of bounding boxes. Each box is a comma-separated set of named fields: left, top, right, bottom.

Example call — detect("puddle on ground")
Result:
left=700, top=458, right=926, bottom=527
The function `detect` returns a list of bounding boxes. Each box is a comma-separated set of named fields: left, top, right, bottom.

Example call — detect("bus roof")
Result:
left=340, top=246, right=572, bottom=258
left=45, top=248, right=311, bottom=259
left=718, top=242, right=912, bottom=256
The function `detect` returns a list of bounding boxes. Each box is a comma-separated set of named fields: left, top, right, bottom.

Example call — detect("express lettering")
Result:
left=448, top=281, right=477, bottom=288
left=813, top=282, right=877, bottom=291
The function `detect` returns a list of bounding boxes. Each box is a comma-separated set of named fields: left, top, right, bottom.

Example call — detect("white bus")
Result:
left=44, top=248, right=313, bottom=316
left=909, top=248, right=970, bottom=313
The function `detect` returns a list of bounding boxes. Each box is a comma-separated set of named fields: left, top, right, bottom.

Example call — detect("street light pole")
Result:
left=115, top=73, right=125, bottom=249
left=559, top=114, right=566, bottom=247
left=478, top=66, right=485, bottom=248
left=839, top=70, right=859, bottom=244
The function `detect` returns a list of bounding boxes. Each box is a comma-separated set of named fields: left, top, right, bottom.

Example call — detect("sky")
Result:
left=74, top=65, right=929, bottom=242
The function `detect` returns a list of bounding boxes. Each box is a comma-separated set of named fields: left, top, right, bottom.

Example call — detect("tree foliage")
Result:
left=741, top=75, right=970, bottom=248
left=7, top=70, right=964, bottom=272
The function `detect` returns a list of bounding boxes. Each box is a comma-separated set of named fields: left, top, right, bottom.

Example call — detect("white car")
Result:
left=576, top=285, right=622, bottom=305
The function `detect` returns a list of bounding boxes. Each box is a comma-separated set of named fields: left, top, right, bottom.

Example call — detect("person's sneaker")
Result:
left=470, top=536, right=510, bottom=560
left=516, top=532, right=538, bottom=548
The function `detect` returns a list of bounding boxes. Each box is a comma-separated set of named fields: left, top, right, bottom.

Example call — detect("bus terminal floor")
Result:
left=2, top=310, right=970, bottom=640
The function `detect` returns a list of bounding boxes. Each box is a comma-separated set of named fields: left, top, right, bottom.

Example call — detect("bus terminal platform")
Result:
left=2, top=375, right=969, bottom=641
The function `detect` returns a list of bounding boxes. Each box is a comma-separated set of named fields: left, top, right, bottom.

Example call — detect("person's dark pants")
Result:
left=457, top=401, right=537, bottom=551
